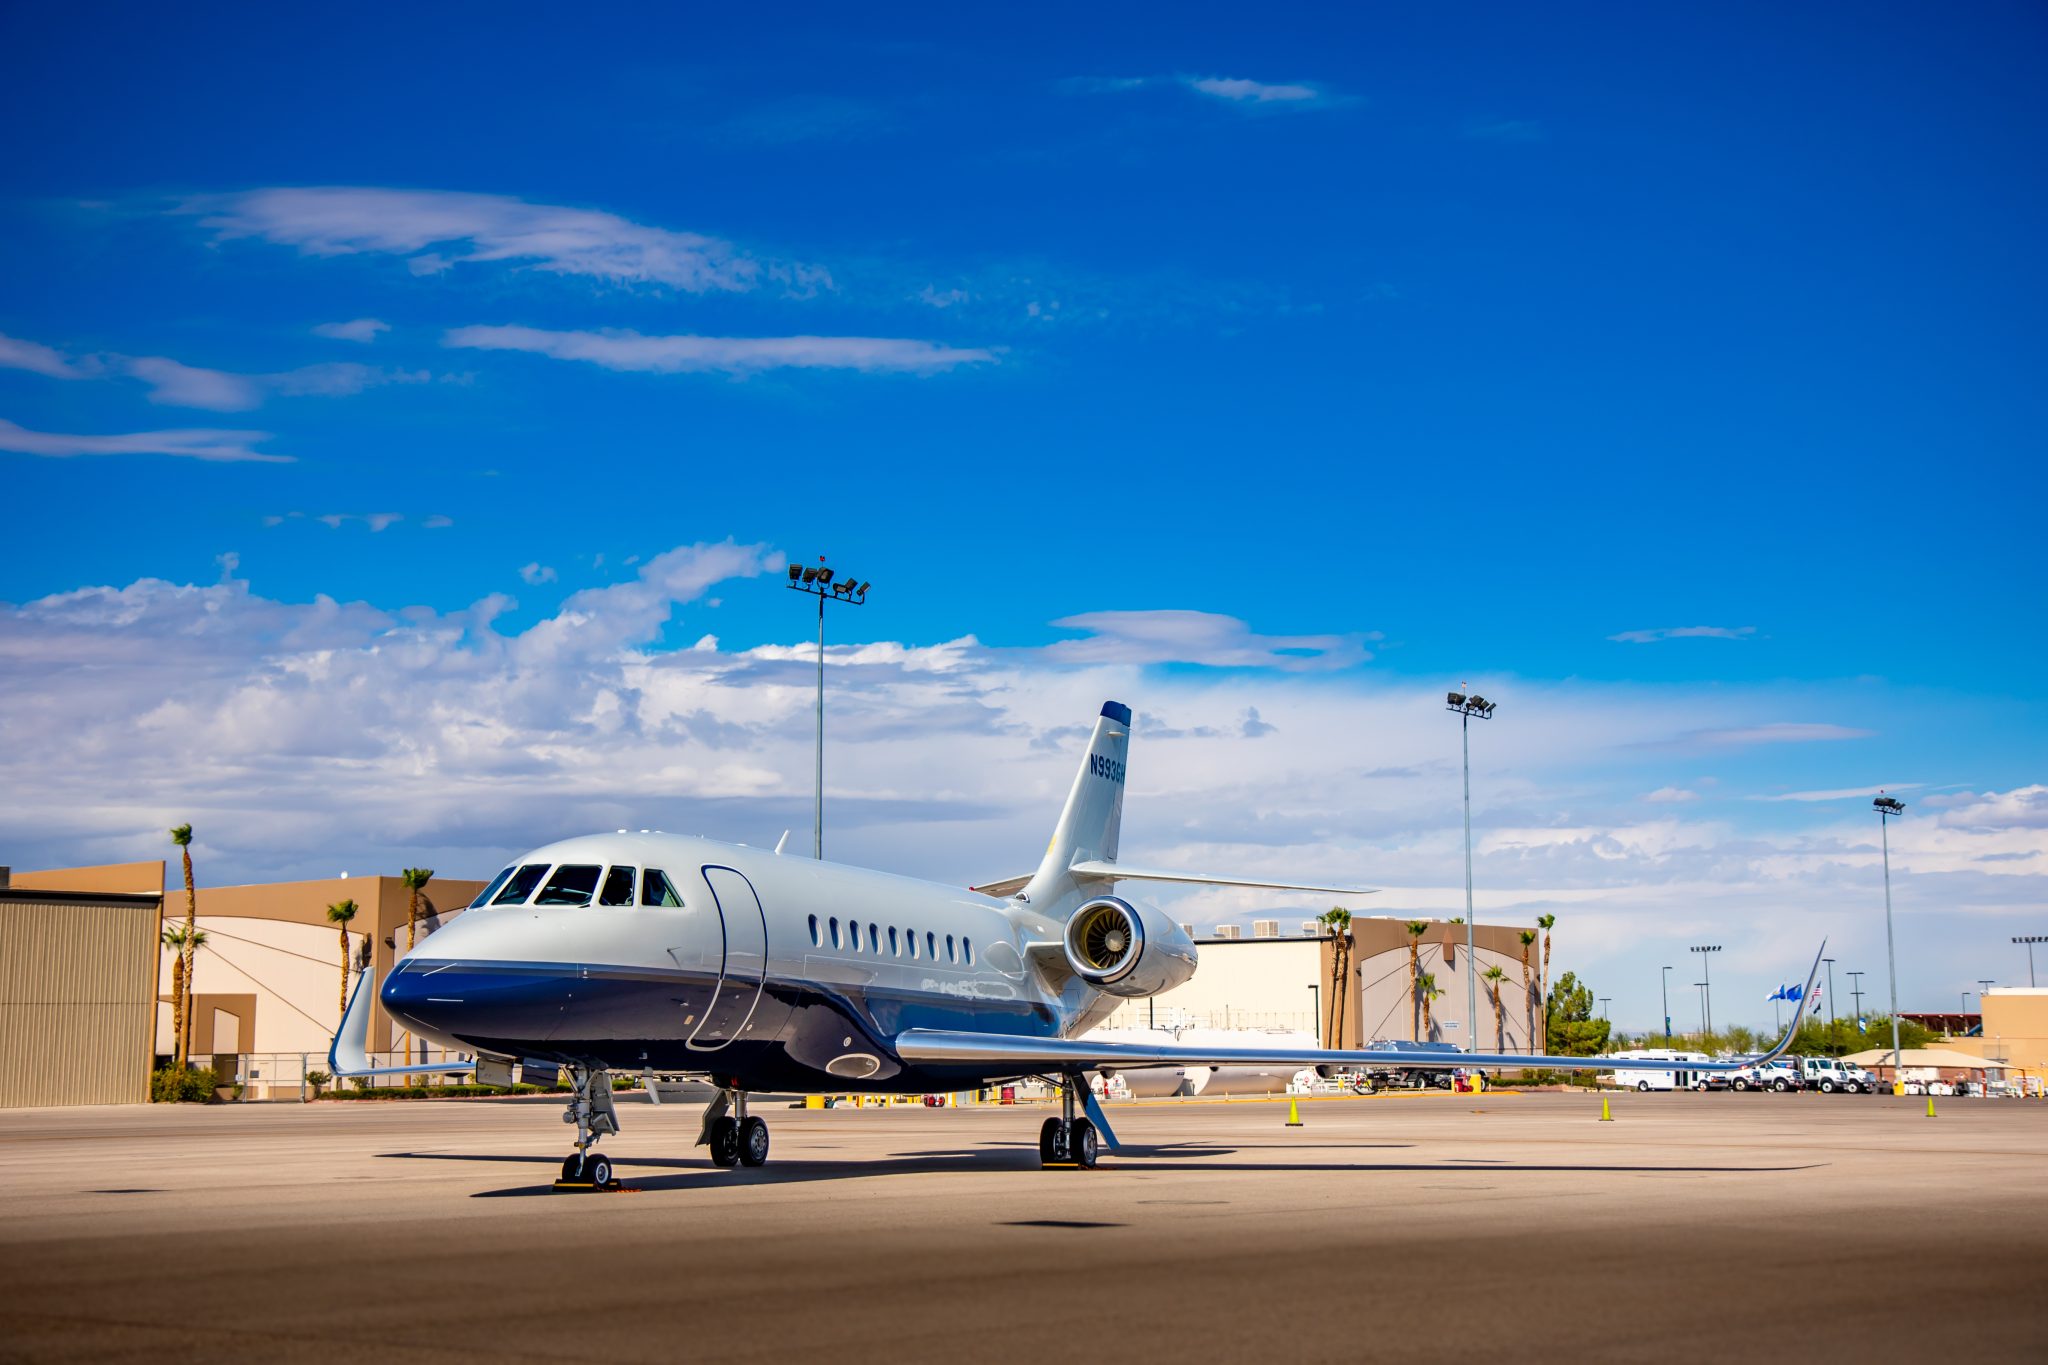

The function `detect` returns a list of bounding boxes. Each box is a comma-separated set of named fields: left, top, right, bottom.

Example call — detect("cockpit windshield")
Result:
left=598, top=866, right=636, bottom=906
left=535, top=864, right=602, bottom=906
left=641, top=869, right=684, bottom=908
left=470, top=867, right=515, bottom=908
left=491, top=864, right=550, bottom=906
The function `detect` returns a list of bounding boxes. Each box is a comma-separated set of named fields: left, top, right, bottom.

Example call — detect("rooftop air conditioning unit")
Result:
left=1254, top=920, right=1279, bottom=938
left=1301, top=920, right=1322, bottom=937
left=1214, top=924, right=1242, bottom=940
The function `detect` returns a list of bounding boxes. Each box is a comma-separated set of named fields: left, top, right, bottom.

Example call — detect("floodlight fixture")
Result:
left=787, top=563, right=803, bottom=581
left=1690, top=944, right=1722, bottom=1034
left=2015, top=936, right=2046, bottom=987
left=801, top=566, right=818, bottom=583
left=1447, top=691, right=1466, bottom=706
left=1873, top=795, right=1906, bottom=815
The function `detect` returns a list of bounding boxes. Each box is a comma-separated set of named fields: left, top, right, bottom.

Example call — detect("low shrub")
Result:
left=151, top=1065, right=219, bottom=1103
left=316, top=1081, right=562, bottom=1100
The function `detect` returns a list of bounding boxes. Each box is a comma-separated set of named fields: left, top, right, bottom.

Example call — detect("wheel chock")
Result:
left=1285, top=1096, right=1304, bottom=1128
left=552, top=1177, right=623, bottom=1193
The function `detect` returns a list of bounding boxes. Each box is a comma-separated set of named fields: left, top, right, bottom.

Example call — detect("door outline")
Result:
left=687, top=864, right=768, bottom=1052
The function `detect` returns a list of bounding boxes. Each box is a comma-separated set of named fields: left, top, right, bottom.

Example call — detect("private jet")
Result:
left=337, top=700, right=1820, bottom=1186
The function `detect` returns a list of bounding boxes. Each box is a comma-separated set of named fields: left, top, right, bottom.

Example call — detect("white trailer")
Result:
left=1599, top=1049, right=1716, bottom=1091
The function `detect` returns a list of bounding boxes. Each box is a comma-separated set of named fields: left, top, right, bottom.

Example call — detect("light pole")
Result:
left=1695, top=981, right=1709, bottom=1036
left=1446, top=689, right=1496, bottom=1059
left=1599, top=996, right=1611, bottom=1020
left=1848, top=970, right=1866, bottom=1024
left=2015, top=936, right=2046, bottom=988
left=1823, top=957, right=1837, bottom=1027
left=1661, top=966, right=1673, bottom=1046
left=1308, top=984, right=1319, bottom=1043
left=1690, top=944, right=1721, bottom=1036
left=1874, top=794, right=1906, bottom=1082
left=787, top=560, right=871, bottom=859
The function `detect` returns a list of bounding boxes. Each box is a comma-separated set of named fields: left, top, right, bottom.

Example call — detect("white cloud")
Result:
left=1610, top=626, right=1757, bottom=643
left=0, top=331, right=100, bottom=379
left=442, top=324, right=996, bottom=376
left=520, top=562, right=558, bottom=585
left=0, top=418, right=290, bottom=463
left=1752, top=784, right=1921, bottom=803
left=1685, top=723, right=1872, bottom=746
left=423, top=514, right=455, bottom=529
left=1042, top=610, right=1373, bottom=671
left=190, top=187, right=826, bottom=294
left=313, top=318, right=390, bottom=343
left=1183, top=76, right=1323, bottom=104
left=124, top=356, right=427, bottom=411
left=1643, top=786, right=1699, bottom=804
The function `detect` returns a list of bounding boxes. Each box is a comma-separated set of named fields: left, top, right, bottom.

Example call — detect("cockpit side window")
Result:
left=598, top=866, right=636, bottom=907
left=491, top=864, right=550, bottom=906
left=535, top=864, right=602, bottom=906
left=641, top=869, right=684, bottom=908
left=470, top=867, right=515, bottom=908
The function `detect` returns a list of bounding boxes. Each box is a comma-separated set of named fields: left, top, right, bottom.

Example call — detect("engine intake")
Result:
left=1062, top=896, right=1198, bottom=998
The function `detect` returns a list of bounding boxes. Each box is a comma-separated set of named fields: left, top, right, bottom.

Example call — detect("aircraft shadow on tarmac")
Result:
left=373, top=1145, right=1822, bottom=1199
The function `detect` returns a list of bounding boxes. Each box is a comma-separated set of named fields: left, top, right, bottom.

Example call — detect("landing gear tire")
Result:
left=587, top=1152, right=613, bottom=1186
left=1039, top=1116, right=1066, bottom=1167
left=1069, top=1118, right=1098, bottom=1169
left=709, top=1115, right=741, bottom=1168
left=561, top=1152, right=583, bottom=1182
left=738, top=1115, right=770, bottom=1167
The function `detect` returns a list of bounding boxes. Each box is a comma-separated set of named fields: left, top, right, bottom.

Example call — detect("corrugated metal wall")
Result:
left=0, top=898, right=158, bottom=1107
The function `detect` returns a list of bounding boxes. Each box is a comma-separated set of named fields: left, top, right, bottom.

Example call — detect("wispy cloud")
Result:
left=520, top=562, right=558, bottom=585
left=1643, top=786, right=1700, bottom=804
left=1061, top=74, right=1344, bottom=110
left=189, top=187, right=828, bottom=295
left=442, top=324, right=997, bottom=376
left=0, top=418, right=290, bottom=463
left=313, top=318, right=389, bottom=343
left=1752, top=783, right=1920, bottom=803
left=1042, top=610, right=1374, bottom=671
left=1685, top=722, right=1872, bottom=746
left=1610, top=626, right=1756, bottom=643
left=122, top=355, right=429, bottom=411
left=0, top=331, right=101, bottom=379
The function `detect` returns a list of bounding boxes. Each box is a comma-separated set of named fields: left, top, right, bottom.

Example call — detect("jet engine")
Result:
left=1062, top=896, right=1198, bottom=998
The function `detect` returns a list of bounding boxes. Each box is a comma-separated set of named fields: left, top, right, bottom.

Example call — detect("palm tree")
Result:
left=1317, top=907, right=1353, bottom=1045
left=398, top=868, right=435, bottom=1068
left=1518, top=929, right=1538, bottom=1053
left=1482, top=965, right=1508, bottom=1052
left=1417, top=972, right=1442, bottom=1039
left=161, top=926, right=208, bottom=1062
left=1405, top=921, right=1429, bottom=1040
left=326, top=899, right=359, bottom=1022
left=169, top=824, right=197, bottom=1066
left=1537, top=912, right=1558, bottom=1050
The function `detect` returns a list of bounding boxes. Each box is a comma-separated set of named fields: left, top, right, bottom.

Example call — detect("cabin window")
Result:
left=946, top=934, right=957, bottom=963
left=888, top=926, right=899, bottom=956
left=470, top=867, right=515, bottom=908
left=964, top=937, right=974, bottom=966
left=907, top=929, right=919, bottom=959
left=830, top=917, right=842, bottom=950
left=536, top=864, right=602, bottom=906
left=641, top=869, right=684, bottom=908
left=809, top=914, right=820, bottom=947
left=492, top=864, right=550, bottom=906
left=597, top=866, right=637, bottom=906
left=868, top=923, right=880, bottom=954
left=927, top=932, right=937, bottom=961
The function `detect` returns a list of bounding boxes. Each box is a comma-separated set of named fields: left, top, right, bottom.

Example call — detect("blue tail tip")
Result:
left=1100, top=700, right=1133, bottom=726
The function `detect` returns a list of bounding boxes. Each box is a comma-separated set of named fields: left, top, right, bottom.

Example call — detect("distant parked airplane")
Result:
left=335, top=700, right=1820, bottom=1185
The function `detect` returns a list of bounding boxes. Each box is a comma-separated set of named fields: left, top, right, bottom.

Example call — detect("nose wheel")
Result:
left=554, top=1066, right=621, bottom=1191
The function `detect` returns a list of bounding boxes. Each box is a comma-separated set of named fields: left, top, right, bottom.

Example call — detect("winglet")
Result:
left=1742, top=941, right=1827, bottom=1066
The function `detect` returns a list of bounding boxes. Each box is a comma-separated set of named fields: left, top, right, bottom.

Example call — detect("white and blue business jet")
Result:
left=334, top=700, right=1822, bottom=1186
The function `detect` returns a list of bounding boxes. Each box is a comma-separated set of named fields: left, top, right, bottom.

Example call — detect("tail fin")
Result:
left=1020, top=701, right=1132, bottom=909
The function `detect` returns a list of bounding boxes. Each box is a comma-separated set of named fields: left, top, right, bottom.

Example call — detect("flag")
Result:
left=1786, top=984, right=1804, bottom=1002
left=1768, top=985, right=1788, bottom=1002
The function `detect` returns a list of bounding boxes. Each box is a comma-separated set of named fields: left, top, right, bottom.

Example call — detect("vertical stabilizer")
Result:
left=1020, top=701, right=1132, bottom=910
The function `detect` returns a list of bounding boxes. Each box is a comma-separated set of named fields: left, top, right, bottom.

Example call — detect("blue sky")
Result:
left=2, top=4, right=2044, bottom=1027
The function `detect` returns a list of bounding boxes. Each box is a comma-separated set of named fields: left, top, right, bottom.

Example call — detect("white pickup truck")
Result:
left=1731, top=1061, right=1801, bottom=1092
left=1796, top=1056, right=1877, bottom=1092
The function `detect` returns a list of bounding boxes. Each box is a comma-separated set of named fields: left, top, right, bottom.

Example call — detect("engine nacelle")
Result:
left=1062, top=896, right=1199, bottom=998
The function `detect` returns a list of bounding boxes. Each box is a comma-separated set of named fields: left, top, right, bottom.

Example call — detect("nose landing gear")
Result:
left=555, top=1065, right=621, bottom=1191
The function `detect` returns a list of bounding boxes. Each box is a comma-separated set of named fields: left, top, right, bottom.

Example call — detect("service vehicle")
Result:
left=1599, top=1049, right=1716, bottom=1091
left=1731, top=1060, right=1802, bottom=1091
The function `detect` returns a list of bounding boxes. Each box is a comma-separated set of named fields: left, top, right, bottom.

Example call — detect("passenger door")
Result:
left=687, top=865, right=768, bottom=1052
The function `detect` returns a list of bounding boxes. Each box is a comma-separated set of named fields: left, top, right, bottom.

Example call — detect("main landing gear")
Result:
left=1038, top=1075, right=1099, bottom=1170
left=700, top=1087, right=770, bottom=1169
left=556, top=1065, right=622, bottom=1191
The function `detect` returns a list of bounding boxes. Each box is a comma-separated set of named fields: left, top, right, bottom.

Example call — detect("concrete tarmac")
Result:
left=1, top=1089, right=2044, bottom=1363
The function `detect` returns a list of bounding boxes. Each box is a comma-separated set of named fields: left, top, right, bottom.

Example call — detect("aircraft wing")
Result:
left=328, top=970, right=475, bottom=1079
left=899, top=943, right=1824, bottom=1077
left=971, top=862, right=1374, bottom=898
